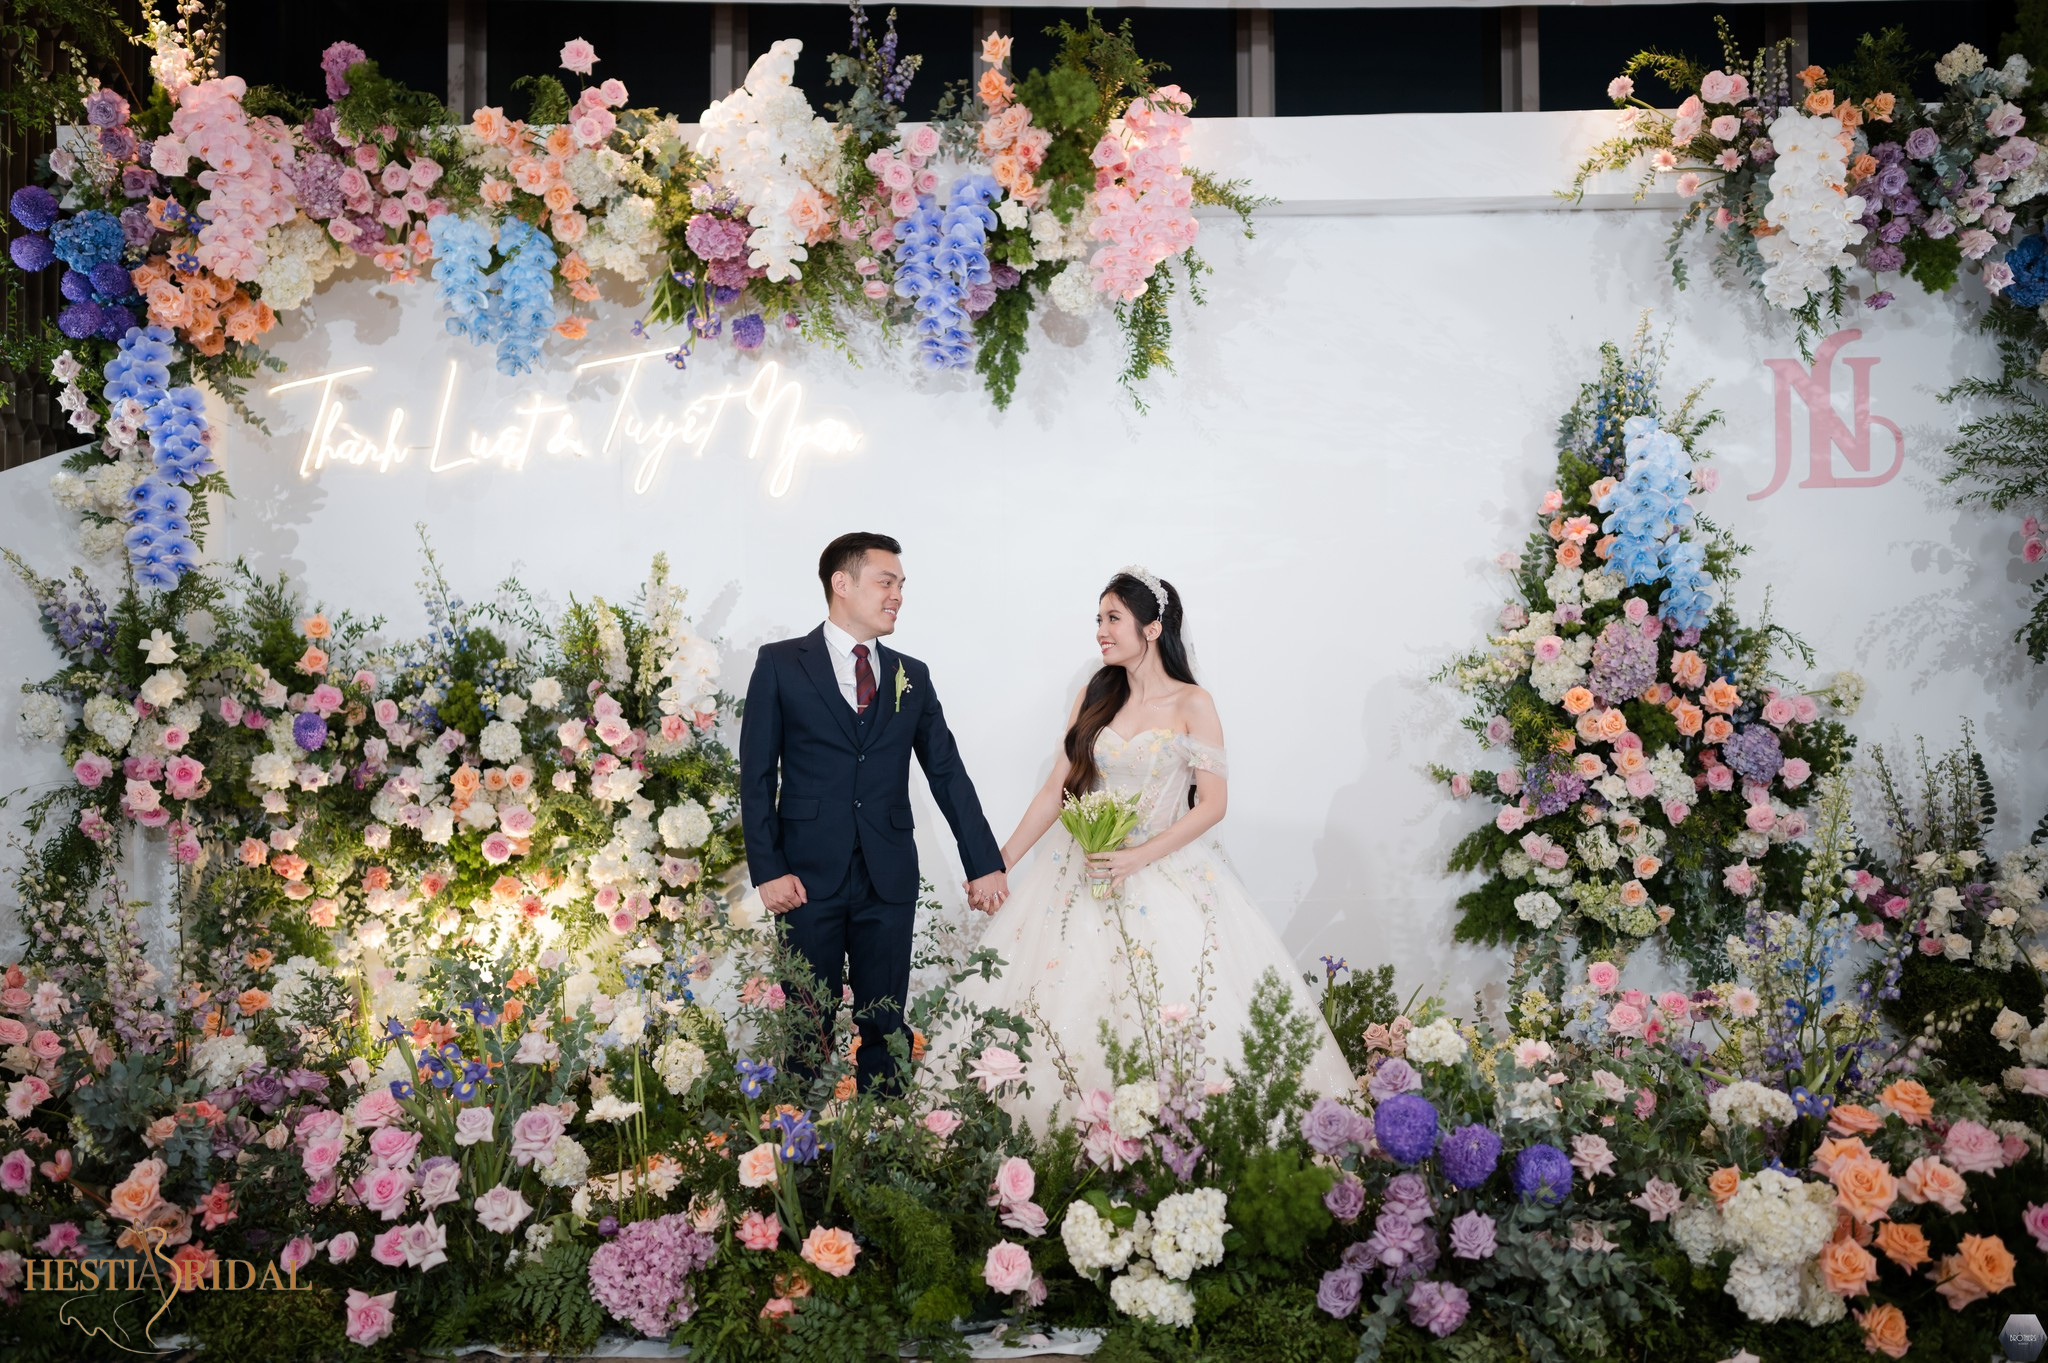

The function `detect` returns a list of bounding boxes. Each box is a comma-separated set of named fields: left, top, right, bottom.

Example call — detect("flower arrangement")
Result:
left=1059, top=789, right=1143, bottom=899
left=1437, top=324, right=1852, bottom=983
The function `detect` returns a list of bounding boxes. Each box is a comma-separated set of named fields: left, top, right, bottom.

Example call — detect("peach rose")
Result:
left=1702, top=678, right=1740, bottom=714
left=799, top=1225, right=860, bottom=1278
left=1878, top=1079, right=1933, bottom=1126
left=1810, top=1136, right=1870, bottom=1178
left=1556, top=541, right=1583, bottom=568
left=1828, top=1103, right=1883, bottom=1136
left=1669, top=650, right=1706, bottom=689
left=1817, top=1235, right=1878, bottom=1297
left=1669, top=701, right=1703, bottom=736
left=1831, top=1155, right=1898, bottom=1225
left=108, top=1157, right=167, bottom=1223
left=1856, top=1303, right=1910, bottom=1359
left=1561, top=686, right=1595, bottom=716
left=1899, top=1156, right=1966, bottom=1213
left=1874, top=1221, right=1930, bottom=1271
left=1957, top=1232, right=2015, bottom=1294
left=297, top=646, right=328, bottom=675
left=1596, top=708, right=1629, bottom=740
left=1707, top=1166, right=1741, bottom=1206
left=236, top=989, right=270, bottom=1014
left=737, top=1142, right=779, bottom=1189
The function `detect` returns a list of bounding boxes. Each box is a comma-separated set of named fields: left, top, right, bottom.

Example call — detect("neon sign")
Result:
left=266, top=351, right=862, bottom=497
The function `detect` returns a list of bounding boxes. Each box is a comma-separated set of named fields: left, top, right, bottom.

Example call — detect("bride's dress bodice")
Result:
left=1095, top=727, right=1228, bottom=843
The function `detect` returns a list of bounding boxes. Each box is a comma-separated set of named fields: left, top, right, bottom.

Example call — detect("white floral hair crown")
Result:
left=1117, top=565, right=1170, bottom=621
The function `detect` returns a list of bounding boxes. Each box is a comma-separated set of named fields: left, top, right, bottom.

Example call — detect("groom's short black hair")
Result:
left=819, top=532, right=903, bottom=602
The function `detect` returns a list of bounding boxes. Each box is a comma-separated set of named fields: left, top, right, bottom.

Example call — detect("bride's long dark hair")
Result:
left=1062, top=572, right=1197, bottom=800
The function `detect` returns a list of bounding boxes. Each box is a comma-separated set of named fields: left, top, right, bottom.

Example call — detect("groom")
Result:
left=740, top=532, right=1009, bottom=1094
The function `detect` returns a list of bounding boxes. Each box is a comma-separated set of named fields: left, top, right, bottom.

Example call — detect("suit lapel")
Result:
left=796, top=627, right=858, bottom=746
left=866, top=642, right=898, bottom=747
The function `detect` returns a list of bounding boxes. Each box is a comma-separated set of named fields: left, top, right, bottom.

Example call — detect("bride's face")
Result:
left=1096, top=592, right=1158, bottom=668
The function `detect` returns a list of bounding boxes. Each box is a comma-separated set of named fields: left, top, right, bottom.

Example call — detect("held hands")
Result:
left=966, top=870, right=1009, bottom=915
left=759, top=874, right=808, bottom=915
left=1085, top=847, right=1151, bottom=893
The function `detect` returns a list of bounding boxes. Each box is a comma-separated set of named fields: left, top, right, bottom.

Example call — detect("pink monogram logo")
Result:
left=1752, top=328, right=1904, bottom=501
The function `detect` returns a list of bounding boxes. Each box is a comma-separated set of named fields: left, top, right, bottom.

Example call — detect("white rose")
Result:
left=138, top=669, right=187, bottom=708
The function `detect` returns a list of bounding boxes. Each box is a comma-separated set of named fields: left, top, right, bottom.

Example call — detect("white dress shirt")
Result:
left=820, top=619, right=880, bottom=711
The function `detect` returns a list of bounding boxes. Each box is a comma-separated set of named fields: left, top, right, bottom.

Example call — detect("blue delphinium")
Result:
left=892, top=174, right=1000, bottom=370
left=1510, top=1143, right=1574, bottom=1206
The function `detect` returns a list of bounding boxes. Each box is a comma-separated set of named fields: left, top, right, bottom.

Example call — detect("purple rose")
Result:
left=1315, top=1267, right=1363, bottom=1319
left=1300, top=1097, right=1365, bottom=1157
left=1340, top=1240, right=1377, bottom=1271
left=1906, top=127, right=1940, bottom=160
left=1382, top=1172, right=1433, bottom=1224
left=1373, top=1093, right=1439, bottom=1166
left=1407, top=1280, right=1470, bottom=1338
left=293, top=711, right=329, bottom=752
left=1367, top=1057, right=1421, bottom=1101
left=121, top=165, right=158, bottom=199
left=991, top=263, right=1022, bottom=290
left=84, top=89, right=130, bottom=128
left=119, top=206, right=155, bottom=251
left=1448, top=1209, right=1497, bottom=1260
left=1323, top=1174, right=1366, bottom=1223
left=1362, top=1207, right=1436, bottom=1284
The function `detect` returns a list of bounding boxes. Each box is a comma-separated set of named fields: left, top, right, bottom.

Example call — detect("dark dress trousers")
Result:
left=739, top=625, right=1003, bottom=1090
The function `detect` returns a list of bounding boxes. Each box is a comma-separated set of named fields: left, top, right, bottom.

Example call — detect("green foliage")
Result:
left=0, top=0, right=136, bottom=167
left=184, top=1283, right=363, bottom=1363
left=333, top=56, right=458, bottom=145
left=1315, top=960, right=1398, bottom=1069
left=1203, top=973, right=1320, bottom=1186
left=1829, top=27, right=1926, bottom=105
left=1225, top=1145, right=1336, bottom=1262
left=974, top=277, right=1038, bottom=411
left=1114, top=269, right=1177, bottom=409
left=501, top=1241, right=605, bottom=1353
left=2001, top=0, right=2048, bottom=98
left=1901, top=229, right=1963, bottom=295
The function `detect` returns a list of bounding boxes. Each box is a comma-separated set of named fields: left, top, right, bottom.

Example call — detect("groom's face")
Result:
left=836, top=550, right=904, bottom=639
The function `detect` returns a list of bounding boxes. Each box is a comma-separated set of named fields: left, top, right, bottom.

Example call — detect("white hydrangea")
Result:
left=253, top=216, right=346, bottom=312
left=80, top=520, right=126, bottom=559
left=1405, top=1017, right=1468, bottom=1066
left=1047, top=261, right=1100, bottom=314
left=1934, top=43, right=1988, bottom=85
left=191, top=1032, right=266, bottom=1089
left=1108, top=1259, right=1196, bottom=1327
left=1580, top=569, right=1624, bottom=603
left=1061, top=1201, right=1145, bottom=1273
left=1756, top=112, right=1868, bottom=312
left=1148, top=1188, right=1228, bottom=1280
left=1529, top=635, right=1594, bottom=704
left=1543, top=565, right=1583, bottom=604
left=1575, top=828, right=1620, bottom=872
left=1719, top=1168, right=1835, bottom=1267
left=582, top=194, right=660, bottom=280
left=1514, top=891, right=1561, bottom=929
left=539, top=1135, right=591, bottom=1188
left=1796, top=1259, right=1847, bottom=1326
left=1507, top=1077, right=1557, bottom=1123
left=267, top=955, right=332, bottom=1024
left=84, top=693, right=136, bottom=748
left=1707, top=1080, right=1797, bottom=1130
left=1669, top=1199, right=1724, bottom=1266
left=17, top=692, right=67, bottom=743
left=478, top=719, right=523, bottom=764
left=653, top=1038, right=708, bottom=1095
left=1109, top=1082, right=1162, bottom=1140
left=658, top=800, right=712, bottom=850
left=1724, top=1251, right=1802, bottom=1323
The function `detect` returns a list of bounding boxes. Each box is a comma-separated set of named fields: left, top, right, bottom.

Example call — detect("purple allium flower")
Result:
left=293, top=712, right=329, bottom=752
left=1447, top=1209, right=1497, bottom=1259
left=10, top=185, right=60, bottom=232
left=1300, top=1097, right=1370, bottom=1156
left=1316, top=1267, right=1363, bottom=1319
left=96, top=304, right=135, bottom=339
left=1587, top=618, right=1658, bottom=705
left=1373, top=1093, right=1438, bottom=1166
left=9, top=232, right=54, bottom=272
left=1366, top=1057, right=1420, bottom=1101
left=58, top=300, right=103, bottom=338
left=322, top=42, right=369, bottom=101
left=1323, top=1173, right=1366, bottom=1223
left=1407, top=1280, right=1471, bottom=1338
left=1438, top=1122, right=1502, bottom=1189
left=1906, top=126, right=1940, bottom=160
left=1511, top=1143, right=1574, bottom=1206
left=60, top=268, right=93, bottom=302
left=586, top=1213, right=717, bottom=1338
left=1720, top=724, right=1783, bottom=783
left=598, top=1215, right=620, bottom=1237
left=1382, top=1172, right=1433, bottom=1224
left=730, top=313, right=766, bottom=350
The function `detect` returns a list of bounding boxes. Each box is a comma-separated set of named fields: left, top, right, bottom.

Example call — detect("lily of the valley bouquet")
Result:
left=1061, top=789, right=1143, bottom=899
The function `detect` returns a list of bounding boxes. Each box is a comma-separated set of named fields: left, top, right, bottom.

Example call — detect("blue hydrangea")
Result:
left=48, top=209, right=124, bottom=273
left=1372, top=1093, right=1440, bottom=1165
left=1510, top=1143, right=1574, bottom=1206
left=892, top=174, right=999, bottom=370
left=1720, top=724, right=1783, bottom=783
left=1438, top=1122, right=1502, bottom=1189
left=2004, top=234, right=2048, bottom=309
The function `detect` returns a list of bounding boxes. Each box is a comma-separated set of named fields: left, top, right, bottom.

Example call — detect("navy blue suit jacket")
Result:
left=739, top=626, right=1004, bottom=905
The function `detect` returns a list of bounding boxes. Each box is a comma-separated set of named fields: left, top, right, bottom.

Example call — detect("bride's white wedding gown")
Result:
left=952, top=726, right=1358, bottom=1133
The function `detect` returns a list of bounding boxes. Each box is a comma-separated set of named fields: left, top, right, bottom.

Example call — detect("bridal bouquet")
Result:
left=1061, top=790, right=1143, bottom=899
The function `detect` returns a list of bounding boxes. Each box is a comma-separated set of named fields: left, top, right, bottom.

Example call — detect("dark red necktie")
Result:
left=852, top=643, right=876, bottom=714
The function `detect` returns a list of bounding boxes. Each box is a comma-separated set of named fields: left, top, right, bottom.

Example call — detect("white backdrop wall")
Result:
left=3, top=113, right=2043, bottom=1005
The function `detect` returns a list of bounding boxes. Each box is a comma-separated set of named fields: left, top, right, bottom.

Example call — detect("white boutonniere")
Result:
left=894, top=662, right=912, bottom=713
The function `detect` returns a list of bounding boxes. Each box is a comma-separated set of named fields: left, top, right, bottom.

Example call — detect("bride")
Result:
left=952, top=567, right=1358, bottom=1133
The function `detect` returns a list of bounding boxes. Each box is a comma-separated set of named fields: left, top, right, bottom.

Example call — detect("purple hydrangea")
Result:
left=322, top=41, right=368, bottom=101
left=1366, top=1056, right=1420, bottom=1101
left=1447, top=1208, right=1497, bottom=1259
left=1438, top=1122, right=1502, bottom=1189
left=1316, top=1266, right=1363, bottom=1319
left=293, top=712, right=329, bottom=752
left=1323, top=1173, right=1366, bottom=1223
left=10, top=185, right=60, bottom=232
left=303, top=106, right=343, bottom=153
left=731, top=313, right=766, bottom=350
left=1720, top=724, right=1783, bottom=784
left=1587, top=617, right=1658, bottom=705
left=685, top=213, right=750, bottom=262
left=586, top=1213, right=717, bottom=1338
left=1523, top=753, right=1587, bottom=817
left=1373, top=1093, right=1439, bottom=1165
left=292, top=154, right=347, bottom=218
left=1300, top=1097, right=1372, bottom=1157
left=1511, top=1143, right=1574, bottom=1206
left=1407, top=1280, right=1471, bottom=1338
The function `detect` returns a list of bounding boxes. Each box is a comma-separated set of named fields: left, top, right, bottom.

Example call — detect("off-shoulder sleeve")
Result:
left=1182, top=735, right=1228, bottom=776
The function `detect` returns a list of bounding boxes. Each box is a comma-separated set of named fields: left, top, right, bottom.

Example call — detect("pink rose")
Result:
left=2024, top=1202, right=2048, bottom=1253
left=1587, top=961, right=1621, bottom=995
left=1744, top=803, right=1778, bottom=833
left=969, top=1045, right=1026, bottom=1092
left=353, top=1089, right=405, bottom=1129
left=1778, top=757, right=1811, bottom=787
left=356, top=1165, right=414, bottom=1220
left=473, top=1184, right=533, bottom=1235
left=510, top=1107, right=566, bottom=1166
left=72, top=753, right=113, bottom=788
left=454, top=1106, right=494, bottom=1146
left=373, top=698, right=399, bottom=727
left=922, top=1109, right=961, bottom=1139
left=327, top=1231, right=358, bottom=1263
left=1495, top=805, right=1528, bottom=834
left=0, top=1149, right=33, bottom=1195
left=402, top=1216, right=448, bottom=1270
left=368, top=1126, right=421, bottom=1167
left=1497, top=767, right=1524, bottom=796
left=280, top=1235, right=315, bottom=1275
left=983, top=1241, right=1035, bottom=1294
left=370, top=1226, right=409, bottom=1267
left=1942, top=1119, right=2007, bottom=1174
left=1606, top=1002, right=1646, bottom=1038
left=737, top=1209, right=782, bottom=1250
left=1656, top=991, right=1690, bottom=1023
left=1761, top=695, right=1796, bottom=728
left=415, top=1159, right=461, bottom=1210
left=1710, top=114, right=1740, bottom=140
left=1699, top=70, right=1735, bottom=103
left=560, top=37, right=599, bottom=75
left=1722, top=861, right=1758, bottom=897
left=1000, top=1200, right=1049, bottom=1237
left=1661, top=799, right=1691, bottom=824
left=344, top=1288, right=397, bottom=1345
left=991, top=1156, right=1036, bottom=1208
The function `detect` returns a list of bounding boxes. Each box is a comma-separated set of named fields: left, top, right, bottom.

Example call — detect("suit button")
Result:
left=858, top=754, right=865, bottom=763
left=855, top=800, right=863, bottom=809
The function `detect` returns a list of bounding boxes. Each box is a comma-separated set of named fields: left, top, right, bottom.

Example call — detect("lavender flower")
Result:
left=1316, top=1267, right=1363, bottom=1319
left=1366, top=1057, right=1420, bottom=1101
left=1438, top=1122, right=1502, bottom=1189
left=1323, top=1174, right=1366, bottom=1223
left=1720, top=724, right=1783, bottom=783
left=1511, top=1143, right=1574, bottom=1206
left=1372, top=1093, right=1438, bottom=1165
left=1447, top=1209, right=1497, bottom=1259
left=1407, top=1280, right=1471, bottom=1338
